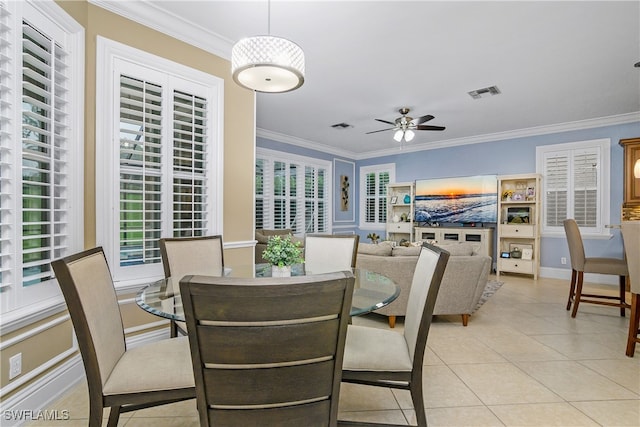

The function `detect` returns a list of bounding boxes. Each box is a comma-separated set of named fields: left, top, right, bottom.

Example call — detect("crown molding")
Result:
left=89, top=0, right=233, bottom=60
left=257, top=128, right=357, bottom=158
left=259, top=112, right=640, bottom=160
left=354, top=112, right=640, bottom=160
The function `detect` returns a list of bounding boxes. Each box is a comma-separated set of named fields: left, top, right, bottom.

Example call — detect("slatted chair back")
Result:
left=180, top=272, right=354, bottom=427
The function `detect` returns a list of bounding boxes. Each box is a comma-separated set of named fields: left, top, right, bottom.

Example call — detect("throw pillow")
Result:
left=358, top=241, right=393, bottom=256
left=392, top=246, right=422, bottom=257
left=435, top=242, right=475, bottom=256
left=255, top=230, right=269, bottom=244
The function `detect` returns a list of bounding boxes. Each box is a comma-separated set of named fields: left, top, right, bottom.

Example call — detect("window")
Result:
left=359, top=164, right=395, bottom=229
left=96, top=38, right=223, bottom=284
left=0, top=0, right=84, bottom=320
left=256, top=148, right=331, bottom=234
left=536, top=139, right=610, bottom=237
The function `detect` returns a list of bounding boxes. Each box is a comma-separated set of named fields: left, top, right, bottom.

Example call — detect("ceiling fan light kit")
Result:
left=367, top=107, right=445, bottom=143
left=231, top=0, right=305, bottom=93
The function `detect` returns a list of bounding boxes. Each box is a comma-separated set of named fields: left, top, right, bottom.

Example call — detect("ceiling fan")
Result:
left=366, top=107, right=445, bottom=142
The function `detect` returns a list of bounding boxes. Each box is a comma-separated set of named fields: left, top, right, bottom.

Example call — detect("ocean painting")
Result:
left=414, top=175, right=498, bottom=224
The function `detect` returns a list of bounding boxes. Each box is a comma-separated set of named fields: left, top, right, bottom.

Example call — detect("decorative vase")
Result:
left=403, top=194, right=411, bottom=204
left=392, top=214, right=400, bottom=223
left=272, top=265, right=292, bottom=277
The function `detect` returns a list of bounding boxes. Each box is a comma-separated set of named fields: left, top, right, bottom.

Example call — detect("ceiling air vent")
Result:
left=468, top=85, right=501, bottom=100
left=331, top=122, right=353, bottom=129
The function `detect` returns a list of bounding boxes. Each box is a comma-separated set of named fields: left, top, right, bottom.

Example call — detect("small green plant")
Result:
left=367, top=232, right=380, bottom=244
left=262, top=235, right=304, bottom=267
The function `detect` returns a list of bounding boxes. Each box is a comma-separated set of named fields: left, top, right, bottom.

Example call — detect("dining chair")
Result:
left=341, top=243, right=450, bottom=427
left=304, top=234, right=360, bottom=274
left=179, top=271, right=354, bottom=427
left=159, top=235, right=224, bottom=336
left=51, top=247, right=195, bottom=427
left=621, top=221, right=640, bottom=357
left=563, top=219, right=629, bottom=318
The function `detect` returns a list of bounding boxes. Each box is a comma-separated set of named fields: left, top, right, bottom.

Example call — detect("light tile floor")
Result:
left=26, top=275, right=640, bottom=426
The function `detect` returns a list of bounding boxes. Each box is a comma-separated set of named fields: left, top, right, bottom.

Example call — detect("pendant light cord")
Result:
left=267, top=0, right=271, bottom=35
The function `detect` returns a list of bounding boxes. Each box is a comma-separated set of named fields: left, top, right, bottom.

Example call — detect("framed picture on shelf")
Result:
left=390, top=196, right=398, bottom=204
left=526, top=186, right=535, bottom=200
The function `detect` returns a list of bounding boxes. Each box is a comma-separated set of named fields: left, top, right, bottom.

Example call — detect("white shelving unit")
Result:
left=496, top=173, right=541, bottom=279
left=386, top=182, right=414, bottom=244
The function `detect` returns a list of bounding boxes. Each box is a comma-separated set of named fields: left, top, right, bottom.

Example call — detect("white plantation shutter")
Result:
left=365, top=173, right=375, bottom=223
left=273, top=161, right=286, bottom=229
left=255, top=158, right=266, bottom=229
left=543, top=151, right=569, bottom=227
left=378, top=172, right=389, bottom=223
left=1, top=0, right=83, bottom=317
left=172, top=90, right=209, bottom=236
left=255, top=149, right=330, bottom=234
left=360, top=165, right=393, bottom=227
left=118, top=75, right=163, bottom=267
left=537, top=139, right=609, bottom=236
left=0, top=1, right=14, bottom=296
left=573, top=150, right=599, bottom=227
left=304, top=165, right=327, bottom=233
left=97, top=39, right=222, bottom=283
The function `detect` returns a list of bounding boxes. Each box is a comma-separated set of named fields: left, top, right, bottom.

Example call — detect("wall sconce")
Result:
left=634, top=159, right=640, bottom=178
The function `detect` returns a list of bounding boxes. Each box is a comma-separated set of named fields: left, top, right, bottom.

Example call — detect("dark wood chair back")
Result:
left=180, top=271, right=354, bottom=427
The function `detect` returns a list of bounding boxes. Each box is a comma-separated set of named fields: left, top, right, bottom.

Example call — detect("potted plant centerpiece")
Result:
left=262, top=235, right=304, bottom=277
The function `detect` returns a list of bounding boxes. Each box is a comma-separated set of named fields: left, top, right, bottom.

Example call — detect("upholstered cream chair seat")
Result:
left=341, top=243, right=450, bottom=427
left=622, top=221, right=640, bottom=357
left=51, top=247, right=195, bottom=427
left=180, top=271, right=354, bottom=427
left=304, top=234, right=359, bottom=274
left=159, top=235, right=224, bottom=336
left=563, top=219, right=629, bottom=318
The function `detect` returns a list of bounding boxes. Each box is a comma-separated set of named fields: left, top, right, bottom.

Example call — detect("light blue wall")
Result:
left=257, top=121, right=640, bottom=274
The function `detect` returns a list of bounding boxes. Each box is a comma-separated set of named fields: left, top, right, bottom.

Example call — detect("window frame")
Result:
left=358, top=163, right=395, bottom=231
left=0, top=0, right=84, bottom=326
left=255, top=148, right=332, bottom=235
left=536, top=138, right=611, bottom=238
left=95, top=37, right=224, bottom=287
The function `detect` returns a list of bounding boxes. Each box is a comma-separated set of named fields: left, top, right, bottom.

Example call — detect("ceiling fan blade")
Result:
left=417, top=125, right=446, bottom=131
left=412, top=114, right=435, bottom=125
left=365, top=127, right=395, bottom=134
left=375, top=119, right=395, bottom=125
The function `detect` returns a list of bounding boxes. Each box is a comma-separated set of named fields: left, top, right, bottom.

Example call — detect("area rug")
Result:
left=474, top=279, right=504, bottom=312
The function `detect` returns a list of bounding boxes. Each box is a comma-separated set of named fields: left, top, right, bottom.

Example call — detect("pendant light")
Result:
left=231, top=0, right=305, bottom=93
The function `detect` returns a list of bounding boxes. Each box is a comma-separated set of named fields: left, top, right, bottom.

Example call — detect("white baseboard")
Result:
left=540, top=266, right=622, bottom=285
left=0, top=355, right=84, bottom=427
left=0, top=328, right=168, bottom=426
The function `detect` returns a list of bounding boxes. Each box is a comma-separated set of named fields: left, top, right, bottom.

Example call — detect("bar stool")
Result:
left=563, top=219, right=629, bottom=317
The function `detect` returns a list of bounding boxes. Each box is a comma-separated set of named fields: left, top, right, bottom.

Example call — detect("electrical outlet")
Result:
left=9, top=353, right=21, bottom=380
left=561, top=257, right=567, bottom=265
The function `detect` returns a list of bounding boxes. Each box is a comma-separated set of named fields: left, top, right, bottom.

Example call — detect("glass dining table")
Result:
left=136, top=263, right=400, bottom=321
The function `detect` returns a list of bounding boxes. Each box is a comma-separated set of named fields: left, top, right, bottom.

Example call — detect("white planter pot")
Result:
left=271, top=265, right=292, bottom=277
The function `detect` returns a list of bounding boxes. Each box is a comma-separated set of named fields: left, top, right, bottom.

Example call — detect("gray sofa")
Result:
left=355, top=241, right=491, bottom=327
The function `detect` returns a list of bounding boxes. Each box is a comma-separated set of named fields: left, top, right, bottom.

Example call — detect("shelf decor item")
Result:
left=403, top=194, right=411, bottom=204
left=262, top=235, right=304, bottom=277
